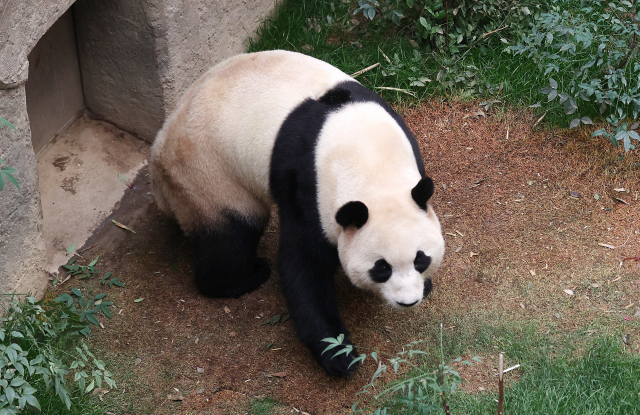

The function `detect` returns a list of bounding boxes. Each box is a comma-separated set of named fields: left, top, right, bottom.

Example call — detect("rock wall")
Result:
left=0, top=0, right=279, bottom=297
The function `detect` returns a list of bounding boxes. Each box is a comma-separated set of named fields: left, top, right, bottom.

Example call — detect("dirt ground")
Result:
left=51, top=100, right=640, bottom=414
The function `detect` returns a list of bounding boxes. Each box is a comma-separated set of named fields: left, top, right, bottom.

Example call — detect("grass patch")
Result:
left=248, top=0, right=554, bottom=106
left=452, top=335, right=640, bottom=414
left=353, top=319, right=640, bottom=415
left=251, top=396, right=279, bottom=415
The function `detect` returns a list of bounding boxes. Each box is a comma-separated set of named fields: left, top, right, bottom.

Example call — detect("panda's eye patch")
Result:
left=414, top=250, right=432, bottom=273
left=369, top=259, right=392, bottom=283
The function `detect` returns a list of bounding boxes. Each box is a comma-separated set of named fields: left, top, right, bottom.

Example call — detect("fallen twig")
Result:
left=80, top=242, right=99, bottom=254
left=350, top=62, right=380, bottom=78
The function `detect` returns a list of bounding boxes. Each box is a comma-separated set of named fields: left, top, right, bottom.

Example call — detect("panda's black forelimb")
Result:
left=277, top=213, right=359, bottom=377
left=190, top=212, right=271, bottom=298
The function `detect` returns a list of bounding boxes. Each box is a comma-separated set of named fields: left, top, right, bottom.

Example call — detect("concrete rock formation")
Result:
left=0, top=0, right=278, bottom=298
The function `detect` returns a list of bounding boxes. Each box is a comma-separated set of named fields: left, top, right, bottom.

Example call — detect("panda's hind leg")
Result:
left=190, top=212, right=270, bottom=298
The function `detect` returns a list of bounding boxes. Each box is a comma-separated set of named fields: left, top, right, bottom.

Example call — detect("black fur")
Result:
left=414, top=250, right=432, bottom=273
left=335, top=201, right=369, bottom=229
left=191, top=212, right=270, bottom=298
left=411, top=177, right=434, bottom=210
left=369, top=259, right=392, bottom=283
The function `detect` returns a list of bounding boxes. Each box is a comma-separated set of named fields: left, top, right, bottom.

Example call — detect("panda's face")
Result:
left=336, top=202, right=444, bottom=309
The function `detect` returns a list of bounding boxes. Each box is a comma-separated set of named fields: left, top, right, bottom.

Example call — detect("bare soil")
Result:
left=51, top=100, right=640, bottom=414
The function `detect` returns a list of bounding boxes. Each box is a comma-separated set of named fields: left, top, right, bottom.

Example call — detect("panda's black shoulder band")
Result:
left=319, top=87, right=352, bottom=106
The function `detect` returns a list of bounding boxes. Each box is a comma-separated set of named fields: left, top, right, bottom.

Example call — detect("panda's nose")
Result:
left=397, top=299, right=419, bottom=308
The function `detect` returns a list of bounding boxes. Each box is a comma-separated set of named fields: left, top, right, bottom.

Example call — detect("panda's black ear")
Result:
left=411, top=177, right=434, bottom=210
left=336, top=201, right=369, bottom=229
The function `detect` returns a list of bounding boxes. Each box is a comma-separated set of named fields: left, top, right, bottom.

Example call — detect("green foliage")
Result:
left=353, top=0, right=547, bottom=54
left=511, top=0, right=640, bottom=149
left=0, top=158, right=19, bottom=192
left=323, top=326, right=482, bottom=414
left=0, top=295, right=115, bottom=413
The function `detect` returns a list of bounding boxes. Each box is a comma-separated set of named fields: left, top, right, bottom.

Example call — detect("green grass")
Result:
left=248, top=0, right=555, bottom=105
left=251, top=396, right=279, bottom=415
left=23, top=383, right=106, bottom=415
left=451, top=336, right=640, bottom=415
left=354, top=321, right=640, bottom=415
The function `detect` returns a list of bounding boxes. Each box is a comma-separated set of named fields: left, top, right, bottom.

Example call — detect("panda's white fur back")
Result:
left=151, top=50, right=353, bottom=232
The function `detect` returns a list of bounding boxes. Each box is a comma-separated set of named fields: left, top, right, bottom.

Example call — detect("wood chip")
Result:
left=625, top=302, right=635, bottom=309
left=168, top=394, right=184, bottom=401
left=611, top=276, right=622, bottom=283
left=615, top=197, right=628, bottom=204
left=454, top=246, right=462, bottom=253
left=569, top=191, right=582, bottom=198
left=470, top=252, right=479, bottom=257
left=266, top=372, right=287, bottom=378
left=520, top=303, right=525, bottom=310
left=529, top=269, right=536, bottom=276
left=455, top=230, right=465, bottom=237
left=598, top=243, right=616, bottom=249
left=614, top=188, right=626, bottom=192
left=224, top=306, right=231, bottom=313
left=197, top=367, right=205, bottom=373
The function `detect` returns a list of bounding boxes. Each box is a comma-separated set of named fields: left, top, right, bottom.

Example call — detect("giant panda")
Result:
left=150, top=50, right=445, bottom=377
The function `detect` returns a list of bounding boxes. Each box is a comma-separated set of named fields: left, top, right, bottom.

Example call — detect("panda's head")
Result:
left=335, top=177, right=444, bottom=309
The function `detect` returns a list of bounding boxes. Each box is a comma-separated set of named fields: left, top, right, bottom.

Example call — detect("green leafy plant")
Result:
left=0, top=116, right=19, bottom=192
left=0, top=158, right=19, bottom=192
left=323, top=324, right=481, bottom=414
left=511, top=0, right=640, bottom=149
left=0, top=295, right=115, bottom=413
left=353, top=0, right=546, bottom=54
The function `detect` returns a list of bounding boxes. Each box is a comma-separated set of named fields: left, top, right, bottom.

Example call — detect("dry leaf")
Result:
left=623, top=334, right=631, bottom=345
left=168, top=394, right=184, bottom=401
left=455, top=246, right=462, bottom=253
left=598, top=243, right=616, bottom=249
left=569, top=191, right=582, bottom=198
left=520, top=303, right=525, bottom=310
left=224, top=306, right=231, bottom=313
left=197, top=388, right=205, bottom=394
left=591, top=283, right=600, bottom=288
left=529, top=269, right=536, bottom=276
left=563, top=289, right=574, bottom=296
left=384, top=326, right=393, bottom=333
left=197, top=367, right=205, bottom=373
left=634, top=310, right=640, bottom=318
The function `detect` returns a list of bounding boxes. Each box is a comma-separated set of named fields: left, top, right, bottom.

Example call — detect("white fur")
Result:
left=151, top=50, right=353, bottom=231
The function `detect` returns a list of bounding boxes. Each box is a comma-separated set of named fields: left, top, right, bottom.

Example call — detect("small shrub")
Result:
left=0, top=294, right=115, bottom=413
left=511, top=0, right=640, bottom=150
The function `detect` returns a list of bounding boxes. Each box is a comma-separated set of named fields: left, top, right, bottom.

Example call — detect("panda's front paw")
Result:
left=315, top=339, right=359, bottom=377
